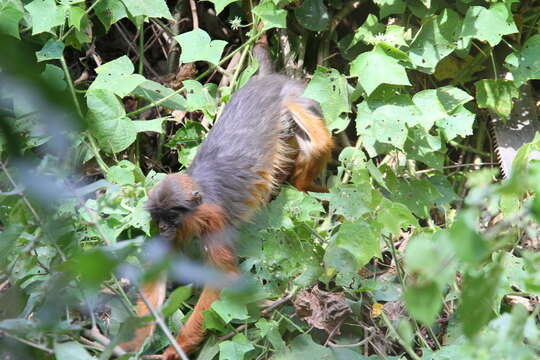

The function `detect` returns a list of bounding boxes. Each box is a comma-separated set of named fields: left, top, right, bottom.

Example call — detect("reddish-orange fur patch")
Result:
left=176, top=203, right=227, bottom=244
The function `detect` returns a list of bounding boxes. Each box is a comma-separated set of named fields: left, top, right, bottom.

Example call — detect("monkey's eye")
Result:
left=163, top=212, right=178, bottom=224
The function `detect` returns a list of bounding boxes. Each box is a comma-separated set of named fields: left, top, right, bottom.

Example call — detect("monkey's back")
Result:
left=188, top=74, right=316, bottom=224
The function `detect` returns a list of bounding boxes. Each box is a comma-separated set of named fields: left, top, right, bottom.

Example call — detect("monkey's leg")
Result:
left=162, top=241, right=238, bottom=360
left=120, top=276, right=166, bottom=352
left=286, top=101, right=334, bottom=193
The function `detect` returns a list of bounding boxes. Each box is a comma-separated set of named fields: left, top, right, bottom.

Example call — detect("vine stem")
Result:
left=60, top=0, right=105, bottom=41
left=380, top=312, right=422, bottom=360
left=60, top=55, right=83, bottom=118
left=126, top=30, right=264, bottom=118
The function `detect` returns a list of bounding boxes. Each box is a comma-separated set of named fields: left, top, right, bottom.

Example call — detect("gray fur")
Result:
left=188, top=74, right=320, bottom=224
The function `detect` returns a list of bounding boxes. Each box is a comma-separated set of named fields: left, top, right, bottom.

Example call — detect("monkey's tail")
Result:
left=119, top=275, right=167, bottom=352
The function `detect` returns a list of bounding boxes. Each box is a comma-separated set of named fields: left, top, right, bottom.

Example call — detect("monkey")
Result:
left=119, top=45, right=334, bottom=360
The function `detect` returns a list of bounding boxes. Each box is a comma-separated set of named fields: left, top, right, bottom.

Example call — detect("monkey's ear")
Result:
left=191, top=191, right=202, bottom=206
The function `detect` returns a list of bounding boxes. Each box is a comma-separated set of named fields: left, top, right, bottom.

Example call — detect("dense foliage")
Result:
left=2, top=0, right=540, bottom=359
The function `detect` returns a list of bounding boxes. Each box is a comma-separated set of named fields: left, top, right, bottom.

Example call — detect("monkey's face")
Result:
left=145, top=174, right=202, bottom=242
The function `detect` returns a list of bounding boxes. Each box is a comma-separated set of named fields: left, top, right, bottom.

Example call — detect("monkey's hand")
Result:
left=161, top=346, right=182, bottom=360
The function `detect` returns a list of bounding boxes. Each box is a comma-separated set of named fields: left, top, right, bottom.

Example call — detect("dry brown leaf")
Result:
left=293, top=285, right=351, bottom=335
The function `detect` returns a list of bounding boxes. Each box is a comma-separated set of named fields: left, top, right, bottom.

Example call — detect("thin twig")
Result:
left=0, top=330, right=53, bottom=354
left=83, top=327, right=126, bottom=357
left=189, top=0, right=199, bottom=29
left=126, top=31, right=264, bottom=117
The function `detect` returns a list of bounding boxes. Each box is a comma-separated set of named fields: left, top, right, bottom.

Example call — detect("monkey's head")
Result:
left=145, top=173, right=202, bottom=242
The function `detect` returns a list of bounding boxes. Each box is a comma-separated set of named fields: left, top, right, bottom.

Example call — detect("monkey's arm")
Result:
left=163, top=228, right=239, bottom=360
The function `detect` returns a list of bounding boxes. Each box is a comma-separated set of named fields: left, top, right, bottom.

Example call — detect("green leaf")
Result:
left=459, top=263, right=502, bottom=338
left=106, top=160, right=137, bottom=185
left=252, top=1, right=287, bottom=30
left=68, top=6, right=85, bottom=30
left=183, top=80, right=218, bottom=118
left=41, top=64, right=67, bottom=91
left=219, top=333, right=254, bottom=360
left=294, top=0, right=330, bottom=32
left=162, top=285, right=192, bottom=317
left=0, top=1, right=24, bottom=39
left=373, top=0, right=406, bottom=19
left=449, top=211, right=489, bottom=266
left=87, top=89, right=137, bottom=153
left=436, top=105, right=475, bottom=141
left=404, top=127, right=444, bottom=170
left=347, top=14, right=385, bottom=47
left=132, top=80, right=187, bottom=110
left=409, top=9, right=462, bottom=73
left=36, top=39, right=64, bottom=62
left=350, top=48, right=411, bottom=95
left=312, top=184, right=373, bottom=221
left=0, top=224, right=24, bottom=268
left=376, top=198, right=417, bottom=236
left=475, top=79, right=518, bottom=119
left=206, top=0, right=239, bottom=15
left=120, top=0, right=173, bottom=19
left=356, top=90, right=420, bottom=155
left=166, top=121, right=206, bottom=167
left=436, top=86, right=474, bottom=113
left=54, top=342, right=95, bottom=360
left=133, top=118, right=166, bottom=134
left=335, top=221, right=381, bottom=268
left=388, top=176, right=442, bottom=218
left=303, top=66, right=351, bottom=132
left=404, top=282, right=441, bottom=326
left=25, top=0, right=65, bottom=35
left=410, top=89, right=447, bottom=130
left=175, top=29, right=227, bottom=65
left=212, top=296, right=249, bottom=323
left=505, top=34, right=540, bottom=86
left=94, top=0, right=128, bottom=30
left=459, top=4, right=518, bottom=49
left=88, top=56, right=146, bottom=98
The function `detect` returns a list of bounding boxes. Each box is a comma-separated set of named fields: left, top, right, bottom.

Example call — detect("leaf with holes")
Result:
left=335, top=221, right=381, bottom=268
left=88, top=56, right=146, bottom=98
left=36, top=39, right=64, bottom=62
left=505, top=35, right=540, bottom=86
left=303, top=66, right=351, bottom=132
left=409, top=9, right=462, bottom=73
left=436, top=105, right=475, bottom=141
left=25, top=0, right=65, bottom=35
left=132, top=80, right=187, bottom=111
left=120, top=0, right=172, bottom=19
left=175, top=29, right=227, bottom=65
left=94, top=0, right=128, bottom=30
left=356, top=89, right=421, bottom=156
left=312, top=184, right=373, bottom=221
left=475, top=79, right=518, bottom=119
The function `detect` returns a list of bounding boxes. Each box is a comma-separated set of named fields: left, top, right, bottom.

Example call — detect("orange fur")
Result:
left=119, top=276, right=166, bottom=352
left=285, top=102, right=334, bottom=192
left=162, top=245, right=238, bottom=360
left=177, top=203, right=227, bottom=242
